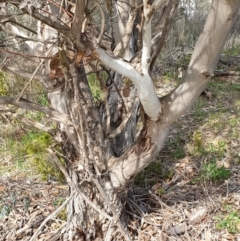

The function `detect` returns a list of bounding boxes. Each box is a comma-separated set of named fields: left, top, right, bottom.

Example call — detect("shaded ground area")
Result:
left=0, top=78, right=240, bottom=240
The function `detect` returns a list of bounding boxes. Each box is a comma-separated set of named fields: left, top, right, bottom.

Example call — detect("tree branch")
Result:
left=163, top=0, right=240, bottom=124
left=0, top=97, right=72, bottom=125
left=0, top=15, right=37, bottom=35
left=152, top=0, right=166, bottom=10
left=94, top=47, right=161, bottom=120
left=141, top=0, right=153, bottom=74
left=1, top=65, right=45, bottom=81
left=94, top=47, right=142, bottom=83
left=150, top=0, right=179, bottom=70
left=1, top=0, right=71, bottom=38
left=9, top=112, right=57, bottom=135
left=72, top=0, right=85, bottom=44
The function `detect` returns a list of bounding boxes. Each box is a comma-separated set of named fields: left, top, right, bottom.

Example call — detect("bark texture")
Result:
left=0, top=0, right=239, bottom=240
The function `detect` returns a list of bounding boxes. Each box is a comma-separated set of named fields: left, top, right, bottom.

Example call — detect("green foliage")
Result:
left=53, top=196, right=66, bottom=206
left=215, top=210, right=240, bottom=233
left=166, top=135, right=186, bottom=159
left=187, top=130, right=205, bottom=156
left=56, top=207, right=67, bottom=221
left=173, top=147, right=185, bottom=159
left=6, top=130, right=65, bottom=183
left=200, top=160, right=231, bottom=183
left=25, top=132, right=65, bottom=182
left=0, top=72, right=8, bottom=96
left=87, top=73, right=106, bottom=102
left=24, top=132, right=51, bottom=155
left=53, top=197, right=67, bottom=220
left=187, top=129, right=227, bottom=158
left=0, top=204, right=11, bottom=219
left=223, top=45, right=240, bottom=56
left=37, top=93, right=49, bottom=106
left=192, top=98, right=208, bottom=120
left=134, top=161, right=174, bottom=187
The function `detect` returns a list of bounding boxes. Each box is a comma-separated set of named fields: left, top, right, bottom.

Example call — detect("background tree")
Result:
left=0, top=0, right=239, bottom=240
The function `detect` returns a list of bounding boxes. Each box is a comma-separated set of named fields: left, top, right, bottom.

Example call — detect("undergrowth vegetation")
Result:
left=0, top=130, right=65, bottom=183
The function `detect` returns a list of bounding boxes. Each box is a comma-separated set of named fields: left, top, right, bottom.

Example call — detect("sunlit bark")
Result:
left=0, top=0, right=239, bottom=240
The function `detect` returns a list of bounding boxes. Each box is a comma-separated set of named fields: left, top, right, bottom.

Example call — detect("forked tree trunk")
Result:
left=47, top=62, right=132, bottom=240
left=0, top=0, right=240, bottom=240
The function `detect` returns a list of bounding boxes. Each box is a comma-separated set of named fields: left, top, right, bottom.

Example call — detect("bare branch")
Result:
left=5, top=112, right=58, bottom=137
left=72, top=0, right=86, bottom=45
left=1, top=0, right=72, bottom=38
left=0, top=48, right=55, bottom=60
left=1, top=65, right=45, bottom=81
left=16, top=44, right=55, bottom=101
left=94, top=47, right=161, bottom=120
left=150, top=0, right=179, bottom=70
left=96, top=1, right=105, bottom=44
left=0, top=97, right=72, bottom=125
left=48, top=149, right=113, bottom=220
left=29, top=191, right=75, bottom=241
left=0, top=15, right=37, bottom=35
left=141, top=0, right=153, bottom=74
left=152, top=0, right=166, bottom=10
left=94, top=47, right=142, bottom=82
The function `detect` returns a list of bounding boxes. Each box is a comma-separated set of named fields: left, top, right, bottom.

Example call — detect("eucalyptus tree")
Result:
left=0, top=0, right=239, bottom=240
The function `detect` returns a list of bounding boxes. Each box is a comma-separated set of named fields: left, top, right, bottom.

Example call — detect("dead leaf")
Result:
left=167, top=223, right=189, bottom=235
left=189, top=207, right=207, bottom=224
left=152, top=183, right=162, bottom=191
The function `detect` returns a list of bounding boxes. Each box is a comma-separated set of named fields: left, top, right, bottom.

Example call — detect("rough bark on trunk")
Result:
left=0, top=0, right=240, bottom=240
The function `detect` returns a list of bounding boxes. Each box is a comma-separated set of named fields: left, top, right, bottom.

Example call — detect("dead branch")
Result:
left=47, top=149, right=113, bottom=220
left=29, top=191, right=75, bottom=241
left=95, top=1, right=105, bottom=44
left=16, top=44, right=55, bottom=101
left=0, top=97, right=72, bottom=125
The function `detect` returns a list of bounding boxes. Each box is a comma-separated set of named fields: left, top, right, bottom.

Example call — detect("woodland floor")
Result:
left=0, top=76, right=240, bottom=241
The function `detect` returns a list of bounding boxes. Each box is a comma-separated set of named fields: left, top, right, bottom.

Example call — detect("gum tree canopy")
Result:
left=0, top=0, right=239, bottom=240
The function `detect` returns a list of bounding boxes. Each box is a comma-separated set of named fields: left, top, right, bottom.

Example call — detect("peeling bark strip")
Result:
left=0, top=0, right=240, bottom=240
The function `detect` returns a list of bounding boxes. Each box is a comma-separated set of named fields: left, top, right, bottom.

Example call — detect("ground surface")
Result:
left=0, top=77, right=240, bottom=240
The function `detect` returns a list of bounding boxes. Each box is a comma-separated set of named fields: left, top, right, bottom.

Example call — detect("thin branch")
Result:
left=16, top=44, right=55, bottom=101
left=1, top=65, right=45, bottom=82
left=150, top=0, right=179, bottom=70
left=47, top=149, right=113, bottom=220
left=29, top=191, right=75, bottom=241
left=72, top=0, right=85, bottom=43
left=95, top=1, right=105, bottom=44
left=0, top=47, right=55, bottom=60
left=0, top=16, right=37, bottom=34
left=141, top=0, right=153, bottom=74
left=93, top=47, right=142, bottom=84
left=0, top=97, right=72, bottom=125
left=3, top=0, right=72, bottom=38
left=9, top=112, right=57, bottom=135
